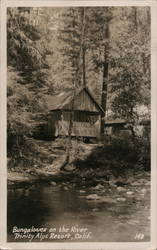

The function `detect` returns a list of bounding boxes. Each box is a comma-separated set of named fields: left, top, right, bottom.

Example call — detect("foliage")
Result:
left=108, top=7, right=150, bottom=122
left=57, top=7, right=85, bottom=89
left=135, top=136, right=150, bottom=171
left=7, top=7, right=53, bottom=90
left=7, top=67, right=33, bottom=138
left=76, top=136, right=150, bottom=176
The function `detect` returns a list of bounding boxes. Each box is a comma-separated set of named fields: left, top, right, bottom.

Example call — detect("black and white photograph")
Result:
left=0, top=1, right=157, bottom=249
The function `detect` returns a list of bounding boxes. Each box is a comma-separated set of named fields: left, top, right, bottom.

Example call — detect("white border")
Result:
left=0, top=1, right=157, bottom=250
left=0, top=0, right=157, bottom=7
left=151, top=4, right=157, bottom=250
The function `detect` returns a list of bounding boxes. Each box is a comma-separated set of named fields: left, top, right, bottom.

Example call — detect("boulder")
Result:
left=86, top=194, right=100, bottom=200
left=126, top=191, right=134, bottom=195
left=109, top=181, right=117, bottom=187
left=92, top=208, right=99, bottom=212
left=79, top=190, right=86, bottom=193
left=131, top=181, right=141, bottom=186
left=100, top=197, right=117, bottom=203
left=93, top=184, right=104, bottom=190
left=141, top=188, right=147, bottom=194
left=117, top=197, right=126, bottom=202
left=50, top=181, right=57, bottom=186
left=117, top=186, right=126, bottom=192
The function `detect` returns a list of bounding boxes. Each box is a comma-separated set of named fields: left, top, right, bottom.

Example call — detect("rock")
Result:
left=86, top=194, right=100, bottom=200
left=117, top=197, right=126, bottom=202
left=50, top=181, right=57, bottom=186
left=115, top=176, right=126, bottom=184
left=109, top=181, right=117, bottom=187
left=92, top=208, right=99, bottom=212
left=141, top=188, right=147, bottom=193
left=79, top=190, right=86, bottom=193
left=100, top=197, right=117, bottom=203
left=101, top=189, right=106, bottom=193
left=8, top=172, right=31, bottom=183
left=127, top=219, right=140, bottom=225
left=139, top=178, right=147, bottom=184
left=145, top=181, right=150, bottom=186
left=63, top=186, right=69, bottom=191
left=93, top=184, right=104, bottom=190
left=8, top=180, right=15, bottom=186
left=127, top=177, right=134, bottom=184
left=136, top=197, right=142, bottom=201
left=126, top=191, right=134, bottom=195
left=117, top=186, right=126, bottom=192
left=25, top=169, right=32, bottom=173
left=131, top=181, right=141, bottom=186
left=64, top=164, right=76, bottom=171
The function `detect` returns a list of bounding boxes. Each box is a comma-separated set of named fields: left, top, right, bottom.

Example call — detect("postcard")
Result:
left=0, top=0, right=157, bottom=249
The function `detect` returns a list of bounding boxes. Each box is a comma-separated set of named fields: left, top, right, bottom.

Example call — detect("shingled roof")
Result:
left=45, top=87, right=105, bottom=113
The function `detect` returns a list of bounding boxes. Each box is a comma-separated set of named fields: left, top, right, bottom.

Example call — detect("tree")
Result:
left=58, top=7, right=87, bottom=168
left=7, top=7, right=53, bottom=156
left=108, top=7, right=150, bottom=129
left=7, top=7, right=53, bottom=89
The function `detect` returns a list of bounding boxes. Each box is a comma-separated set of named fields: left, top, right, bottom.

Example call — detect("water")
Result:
left=7, top=184, right=150, bottom=242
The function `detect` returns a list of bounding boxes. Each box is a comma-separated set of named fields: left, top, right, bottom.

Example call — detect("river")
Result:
left=7, top=183, right=150, bottom=242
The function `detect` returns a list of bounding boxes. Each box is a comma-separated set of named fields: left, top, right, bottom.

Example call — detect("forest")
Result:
left=7, top=6, right=150, bottom=183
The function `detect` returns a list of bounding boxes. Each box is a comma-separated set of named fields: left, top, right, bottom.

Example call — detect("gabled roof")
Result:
left=105, top=119, right=126, bottom=125
left=45, top=87, right=105, bottom=114
left=46, top=88, right=75, bottom=110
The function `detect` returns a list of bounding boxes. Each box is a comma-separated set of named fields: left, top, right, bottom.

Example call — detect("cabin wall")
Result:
left=60, top=111, right=101, bottom=137
left=48, top=110, right=101, bottom=138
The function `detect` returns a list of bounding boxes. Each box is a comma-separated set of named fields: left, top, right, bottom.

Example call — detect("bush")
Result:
left=76, top=136, right=150, bottom=176
left=134, top=136, right=150, bottom=171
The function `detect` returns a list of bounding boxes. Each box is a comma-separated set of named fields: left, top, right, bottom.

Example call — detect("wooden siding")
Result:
left=48, top=110, right=101, bottom=138
left=64, top=89, right=99, bottom=112
left=57, top=120, right=100, bottom=137
left=63, top=111, right=98, bottom=123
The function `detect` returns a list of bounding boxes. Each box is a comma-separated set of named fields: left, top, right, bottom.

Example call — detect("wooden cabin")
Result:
left=104, top=119, right=127, bottom=136
left=46, top=87, right=105, bottom=138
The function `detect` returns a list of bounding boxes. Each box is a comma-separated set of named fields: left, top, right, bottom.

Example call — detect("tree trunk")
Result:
left=64, top=89, right=75, bottom=165
left=61, top=8, right=86, bottom=170
left=101, top=12, right=110, bottom=136
left=82, top=7, right=86, bottom=87
left=82, top=46, right=86, bottom=87
left=132, top=7, right=138, bottom=32
left=60, top=9, right=76, bottom=170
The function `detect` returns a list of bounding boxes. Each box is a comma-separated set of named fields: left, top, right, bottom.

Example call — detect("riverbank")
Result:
left=8, top=137, right=150, bottom=189
left=8, top=164, right=150, bottom=190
